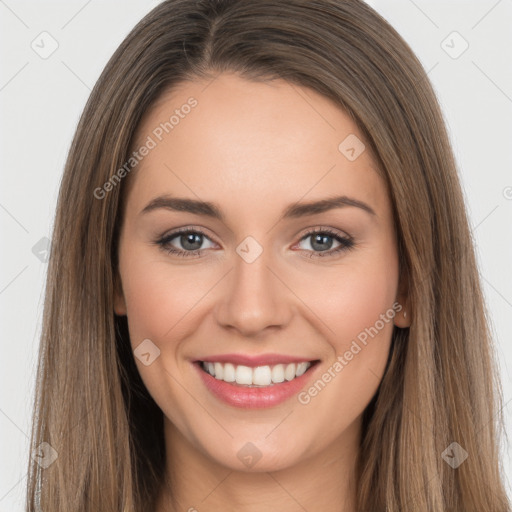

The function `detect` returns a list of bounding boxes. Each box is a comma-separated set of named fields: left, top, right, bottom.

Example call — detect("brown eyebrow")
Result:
left=284, top=196, right=376, bottom=218
left=140, top=194, right=376, bottom=220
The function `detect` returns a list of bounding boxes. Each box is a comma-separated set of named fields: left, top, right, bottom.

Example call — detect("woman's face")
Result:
left=115, top=72, right=408, bottom=472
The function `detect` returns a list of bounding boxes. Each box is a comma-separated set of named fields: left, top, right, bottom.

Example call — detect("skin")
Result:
left=114, top=72, right=410, bottom=512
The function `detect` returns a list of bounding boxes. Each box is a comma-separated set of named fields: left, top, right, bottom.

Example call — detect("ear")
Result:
left=394, top=270, right=411, bottom=328
left=113, top=271, right=127, bottom=316
left=393, top=302, right=410, bottom=328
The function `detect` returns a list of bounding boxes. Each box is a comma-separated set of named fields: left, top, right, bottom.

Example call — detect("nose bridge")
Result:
left=214, top=239, right=290, bottom=335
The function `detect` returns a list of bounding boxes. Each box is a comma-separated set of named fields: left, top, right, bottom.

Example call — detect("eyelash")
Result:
left=155, top=227, right=355, bottom=259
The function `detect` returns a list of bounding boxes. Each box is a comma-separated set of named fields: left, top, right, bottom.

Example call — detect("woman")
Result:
left=26, top=1, right=511, bottom=510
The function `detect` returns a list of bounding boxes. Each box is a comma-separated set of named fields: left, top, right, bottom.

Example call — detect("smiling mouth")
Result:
left=197, top=360, right=319, bottom=387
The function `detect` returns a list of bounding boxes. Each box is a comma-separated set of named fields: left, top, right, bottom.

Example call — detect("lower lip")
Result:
left=193, top=361, right=319, bottom=409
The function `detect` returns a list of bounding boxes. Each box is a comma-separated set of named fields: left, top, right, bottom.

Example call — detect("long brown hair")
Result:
left=26, top=1, right=511, bottom=510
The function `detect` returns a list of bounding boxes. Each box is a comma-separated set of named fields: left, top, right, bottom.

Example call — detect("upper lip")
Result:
left=195, top=353, right=318, bottom=367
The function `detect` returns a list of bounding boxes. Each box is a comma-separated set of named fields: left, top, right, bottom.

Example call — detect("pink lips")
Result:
left=193, top=355, right=319, bottom=409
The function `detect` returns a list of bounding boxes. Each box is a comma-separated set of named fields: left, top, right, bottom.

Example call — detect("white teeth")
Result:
left=235, top=365, right=253, bottom=385
left=271, top=364, right=285, bottom=383
left=214, top=362, right=224, bottom=380
left=223, top=362, right=236, bottom=382
left=253, top=365, right=272, bottom=386
left=284, top=363, right=296, bottom=381
left=201, top=361, right=313, bottom=386
left=296, top=362, right=309, bottom=377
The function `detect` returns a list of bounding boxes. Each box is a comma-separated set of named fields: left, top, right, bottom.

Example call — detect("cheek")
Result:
left=119, top=247, right=210, bottom=345
left=118, top=250, right=207, bottom=429
left=334, top=265, right=397, bottom=347
left=305, top=243, right=399, bottom=346
left=296, top=242, right=399, bottom=422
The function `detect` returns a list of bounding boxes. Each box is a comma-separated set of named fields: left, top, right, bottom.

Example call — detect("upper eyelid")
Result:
left=160, top=226, right=218, bottom=244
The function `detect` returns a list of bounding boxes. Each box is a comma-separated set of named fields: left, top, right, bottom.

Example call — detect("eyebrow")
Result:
left=140, top=194, right=376, bottom=220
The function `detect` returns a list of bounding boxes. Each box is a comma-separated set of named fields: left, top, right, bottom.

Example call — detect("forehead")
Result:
left=126, top=73, right=389, bottom=220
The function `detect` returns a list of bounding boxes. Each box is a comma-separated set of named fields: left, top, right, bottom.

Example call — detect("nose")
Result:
left=214, top=248, right=292, bottom=337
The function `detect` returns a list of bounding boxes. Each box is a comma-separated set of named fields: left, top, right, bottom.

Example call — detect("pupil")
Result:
left=181, top=233, right=202, bottom=250
left=311, top=234, right=332, bottom=251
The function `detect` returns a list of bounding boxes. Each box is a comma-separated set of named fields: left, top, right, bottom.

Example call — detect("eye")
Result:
left=295, top=228, right=355, bottom=258
left=155, top=226, right=355, bottom=259
left=155, top=228, right=216, bottom=258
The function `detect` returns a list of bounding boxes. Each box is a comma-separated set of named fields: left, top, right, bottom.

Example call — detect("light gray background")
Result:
left=1, top=0, right=511, bottom=509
